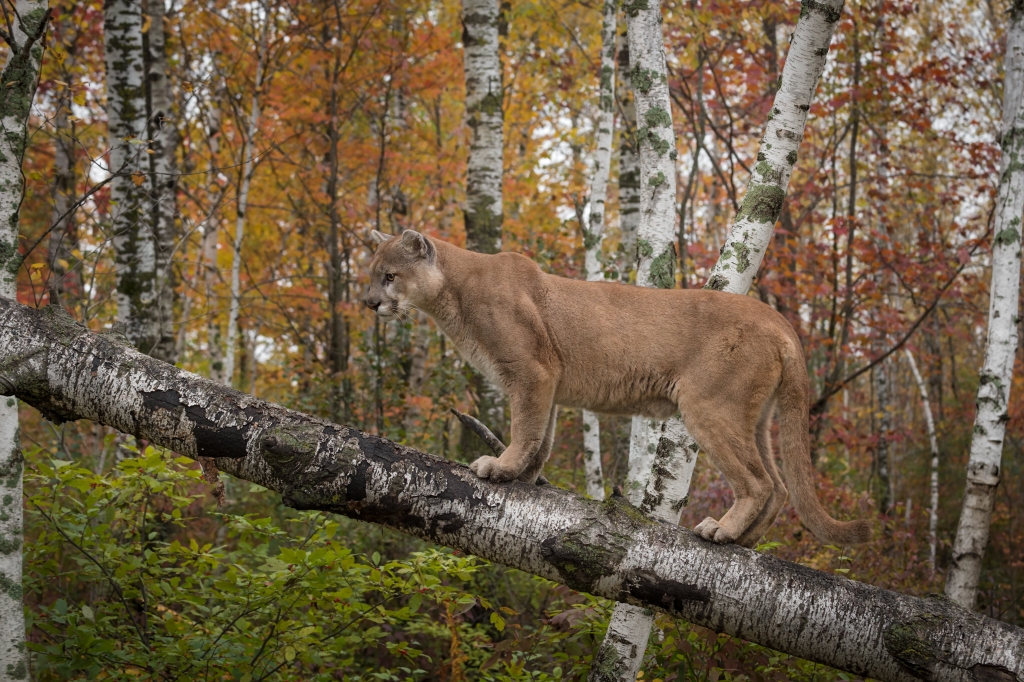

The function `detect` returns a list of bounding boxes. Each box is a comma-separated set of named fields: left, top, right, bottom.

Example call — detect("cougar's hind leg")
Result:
left=518, top=404, right=558, bottom=483
left=685, top=399, right=773, bottom=545
left=736, top=404, right=789, bottom=548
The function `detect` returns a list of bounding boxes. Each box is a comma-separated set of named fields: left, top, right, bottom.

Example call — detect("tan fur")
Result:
left=364, top=230, right=872, bottom=547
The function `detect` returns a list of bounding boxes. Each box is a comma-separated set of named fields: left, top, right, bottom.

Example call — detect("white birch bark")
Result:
left=945, top=1, right=1024, bottom=610
left=905, top=349, right=940, bottom=573
left=1, top=298, right=1023, bottom=682
left=142, top=0, right=179, bottom=364
left=462, top=0, right=503, bottom=254
left=461, top=0, right=506, bottom=447
left=223, top=22, right=269, bottom=387
left=0, top=3, right=47, bottom=679
left=594, top=2, right=845, bottom=677
left=201, top=95, right=226, bottom=383
left=704, top=0, right=844, bottom=295
left=106, top=0, right=158, bottom=353
left=581, top=0, right=617, bottom=502
left=592, top=2, right=683, bottom=676
left=615, top=28, right=640, bottom=269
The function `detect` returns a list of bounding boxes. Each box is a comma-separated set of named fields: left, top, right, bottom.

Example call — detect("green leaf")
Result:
left=489, top=612, right=505, bottom=632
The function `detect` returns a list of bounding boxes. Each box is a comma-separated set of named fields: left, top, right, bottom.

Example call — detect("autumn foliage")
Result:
left=6, top=0, right=1024, bottom=679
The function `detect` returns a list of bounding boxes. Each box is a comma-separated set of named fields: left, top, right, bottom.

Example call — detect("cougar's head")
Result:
left=364, top=229, right=441, bottom=320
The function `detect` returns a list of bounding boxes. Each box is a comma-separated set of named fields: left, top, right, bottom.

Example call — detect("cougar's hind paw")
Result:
left=469, top=455, right=517, bottom=483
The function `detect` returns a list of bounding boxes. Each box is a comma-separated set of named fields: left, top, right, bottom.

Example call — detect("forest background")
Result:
left=4, top=0, right=1024, bottom=679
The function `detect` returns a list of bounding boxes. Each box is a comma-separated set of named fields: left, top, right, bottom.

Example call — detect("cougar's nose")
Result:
left=364, top=297, right=381, bottom=311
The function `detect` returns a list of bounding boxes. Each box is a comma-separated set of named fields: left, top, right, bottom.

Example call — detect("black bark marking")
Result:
left=142, top=388, right=248, bottom=458
left=970, top=664, right=1018, bottom=682
left=620, top=569, right=710, bottom=610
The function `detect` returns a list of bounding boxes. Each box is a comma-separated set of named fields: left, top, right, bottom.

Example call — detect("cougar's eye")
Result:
left=385, top=273, right=395, bottom=283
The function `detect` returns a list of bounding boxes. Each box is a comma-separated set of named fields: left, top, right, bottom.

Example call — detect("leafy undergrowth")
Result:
left=25, top=444, right=878, bottom=682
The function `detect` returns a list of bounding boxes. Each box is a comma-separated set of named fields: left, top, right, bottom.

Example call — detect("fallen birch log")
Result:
left=0, top=297, right=1021, bottom=682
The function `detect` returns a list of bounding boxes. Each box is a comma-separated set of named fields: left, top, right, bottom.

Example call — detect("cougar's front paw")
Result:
left=694, top=517, right=737, bottom=545
left=469, top=455, right=518, bottom=483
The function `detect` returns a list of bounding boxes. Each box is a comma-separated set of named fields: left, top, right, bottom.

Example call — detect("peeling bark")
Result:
left=946, top=0, right=1024, bottom=611
left=0, top=3, right=48, bottom=679
left=1, top=298, right=1023, bottom=682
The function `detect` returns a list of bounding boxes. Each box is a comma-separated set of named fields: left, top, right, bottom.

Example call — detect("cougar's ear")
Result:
left=370, top=229, right=394, bottom=246
left=400, top=230, right=436, bottom=263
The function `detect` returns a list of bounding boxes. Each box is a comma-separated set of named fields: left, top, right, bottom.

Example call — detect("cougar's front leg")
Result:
left=469, top=373, right=555, bottom=483
left=517, top=404, right=558, bottom=484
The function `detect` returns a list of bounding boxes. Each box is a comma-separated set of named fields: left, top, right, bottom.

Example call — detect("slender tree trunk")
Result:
left=404, top=311, right=430, bottom=436
left=580, top=0, right=617, bottom=502
left=2, top=299, right=1023, bottom=682
left=460, top=0, right=506, bottom=456
left=106, top=0, right=158, bottom=353
left=223, top=20, right=270, bottom=386
left=325, top=40, right=349, bottom=425
left=615, top=27, right=640, bottom=271
left=704, top=1, right=843, bottom=293
left=202, top=96, right=225, bottom=383
left=945, top=0, right=1024, bottom=610
left=0, top=3, right=48, bottom=680
left=905, top=348, right=940, bottom=573
left=875, top=360, right=892, bottom=515
left=593, top=2, right=845, bottom=678
left=142, top=0, right=179, bottom=364
left=47, top=91, right=80, bottom=306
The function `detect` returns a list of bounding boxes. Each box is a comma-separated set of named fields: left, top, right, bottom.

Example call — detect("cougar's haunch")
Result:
left=364, top=229, right=871, bottom=547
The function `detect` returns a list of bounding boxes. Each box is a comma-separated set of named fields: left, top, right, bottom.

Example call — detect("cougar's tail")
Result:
left=777, top=349, right=873, bottom=545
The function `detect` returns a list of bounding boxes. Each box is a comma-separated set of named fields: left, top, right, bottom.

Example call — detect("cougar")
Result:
left=364, top=229, right=871, bottom=547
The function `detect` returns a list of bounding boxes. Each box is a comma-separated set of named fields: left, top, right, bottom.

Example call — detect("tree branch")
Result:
left=1, top=297, right=1022, bottom=682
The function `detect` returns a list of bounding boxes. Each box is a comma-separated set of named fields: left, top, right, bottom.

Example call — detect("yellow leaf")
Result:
left=182, top=81, right=194, bottom=93
left=141, top=15, right=152, bottom=33
left=131, top=172, right=146, bottom=187
left=30, top=262, right=45, bottom=270
left=53, top=80, right=69, bottom=87
left=284, top=646, right=296, bottom=662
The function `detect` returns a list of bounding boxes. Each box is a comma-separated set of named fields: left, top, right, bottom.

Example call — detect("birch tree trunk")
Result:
left=1, top=298, right=1023, bottom=682
left=581, top=0, right=617, bottom=502
left=945, top=0, right=1024, bottom=610
left=142, top=0, right=179, bottom=364
left=615, top=28, right=640, bottom=270
left=590, top=2, right=686, bottom=676
left=593, top=2, right=845, bottom=677
left=223, top=22, right=270, bottom=387
left=48, top=82, right=80, bottom=306
left=461, top=0, right=506, bottom=456
left=106, top=0, right=158, bottom=353
left=905, top=348, right=940, bottom=573
left=0, top=3, right=48, bottom=679
left=201, top=96, right=225, bottom=384
left=462, top=0, right=503, bottom=254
